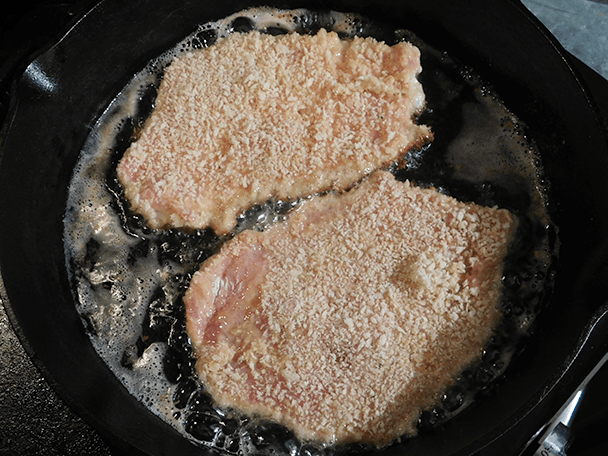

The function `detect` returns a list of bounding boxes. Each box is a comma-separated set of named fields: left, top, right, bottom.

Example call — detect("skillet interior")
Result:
left=1, top=0, right=607, bottom=455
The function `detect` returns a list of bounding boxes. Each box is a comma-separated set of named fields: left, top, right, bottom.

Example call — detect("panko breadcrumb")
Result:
left=117, top=30, right=431, bottom=235
left=184, top=170, right=517, bottom=445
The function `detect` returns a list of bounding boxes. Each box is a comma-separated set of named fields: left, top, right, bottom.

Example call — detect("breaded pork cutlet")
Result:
left=117, top=30, right=431, bottom=235
left=184, top=171, right=517, bottom=445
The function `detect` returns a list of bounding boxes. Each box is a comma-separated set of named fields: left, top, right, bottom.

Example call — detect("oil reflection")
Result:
left=24, top=61, right=57, bottom=94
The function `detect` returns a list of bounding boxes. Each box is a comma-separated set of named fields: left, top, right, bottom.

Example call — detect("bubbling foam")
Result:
left=64, top=6, right=556, bottom=455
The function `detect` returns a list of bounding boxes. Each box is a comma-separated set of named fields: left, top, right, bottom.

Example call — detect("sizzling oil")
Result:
left=63, top=7, right=556, bottom=456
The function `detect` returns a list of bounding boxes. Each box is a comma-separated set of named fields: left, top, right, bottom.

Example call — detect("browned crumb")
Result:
left=117, top=30, right=431, bottom=235
left=184, top=170, right=517, bottom=445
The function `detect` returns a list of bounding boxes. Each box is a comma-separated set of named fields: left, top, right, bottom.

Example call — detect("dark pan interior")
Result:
left=1, top=0, right=608, bottom=455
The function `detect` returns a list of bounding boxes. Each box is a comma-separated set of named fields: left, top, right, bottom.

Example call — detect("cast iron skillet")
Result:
left=1, top=0, right=608, bottom=455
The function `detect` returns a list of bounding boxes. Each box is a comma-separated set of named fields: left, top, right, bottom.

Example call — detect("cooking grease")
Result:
left=63, top=7, right=556, bottom=455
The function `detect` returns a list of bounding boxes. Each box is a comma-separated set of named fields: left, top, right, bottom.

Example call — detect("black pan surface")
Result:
left=1, top=1, right=608, bottom=455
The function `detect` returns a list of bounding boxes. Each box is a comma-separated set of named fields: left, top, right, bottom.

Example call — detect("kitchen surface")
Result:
left=1, top=1, right=607, bottom=455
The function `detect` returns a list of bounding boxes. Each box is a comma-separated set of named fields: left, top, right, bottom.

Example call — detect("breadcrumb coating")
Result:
left=184, top=171, right=517, bottom=445
left=117, top=30, right=430, bottom=234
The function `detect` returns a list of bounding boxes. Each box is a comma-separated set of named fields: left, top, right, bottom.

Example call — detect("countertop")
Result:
left=1, top=1, right=607, bottom=455
left=521, top=0, right=608, bottom=80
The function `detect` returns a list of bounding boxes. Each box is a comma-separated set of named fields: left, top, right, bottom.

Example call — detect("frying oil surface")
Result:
left=63, top=7, right=556, bottom=455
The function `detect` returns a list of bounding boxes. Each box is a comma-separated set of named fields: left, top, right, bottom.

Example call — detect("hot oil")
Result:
left=63, top=7, right=556, bottom=455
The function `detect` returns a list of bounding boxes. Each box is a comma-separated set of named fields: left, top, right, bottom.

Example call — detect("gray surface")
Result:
left=522, top=0, right=608, bottom=79
left=0, top=303, right=112, bottom=455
